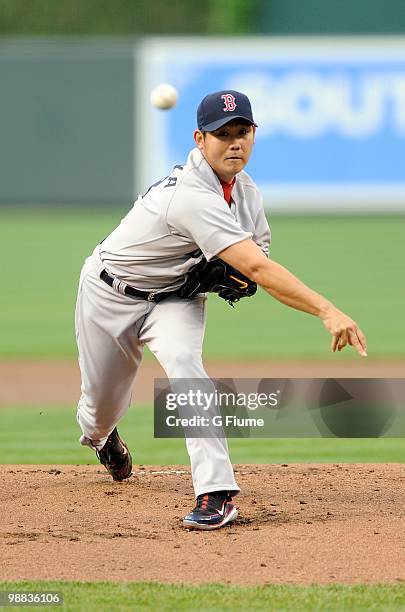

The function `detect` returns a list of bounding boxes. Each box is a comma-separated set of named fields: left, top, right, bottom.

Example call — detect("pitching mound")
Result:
left=1, top=464, right=404, bottom=585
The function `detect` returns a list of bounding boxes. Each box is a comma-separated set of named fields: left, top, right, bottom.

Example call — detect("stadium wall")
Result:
left=1, top=36, right=404, bottom=212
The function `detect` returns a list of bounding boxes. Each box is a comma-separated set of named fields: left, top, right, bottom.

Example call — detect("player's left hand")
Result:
left=320, top=307, right=368, bottom=357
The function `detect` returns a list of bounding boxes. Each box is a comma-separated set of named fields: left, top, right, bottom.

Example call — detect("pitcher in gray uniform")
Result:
left=75, top=90, right=367, bottom=530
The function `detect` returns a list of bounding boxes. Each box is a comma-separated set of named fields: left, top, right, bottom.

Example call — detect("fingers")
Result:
left=331, top=330, right=348, bottom=353
left=337, top=330, right=348, bottom=351
left=357, top=328, right=368, bottom=354
left=330, top=325, right=368, bottom=358
left=325, top=310, right=368, bottom=358
left=348, top=328, right=368, bottom=357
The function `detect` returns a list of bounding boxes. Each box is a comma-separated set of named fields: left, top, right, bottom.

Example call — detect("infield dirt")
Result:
left=1, top=463, right=405, bottom=584
left=1, top=360, right=404, bottom=585
left=1, top=358, right=404, bottom=406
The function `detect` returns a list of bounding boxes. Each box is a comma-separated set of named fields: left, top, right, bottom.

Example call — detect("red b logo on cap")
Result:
left=221, top=93, right=236, bottom=112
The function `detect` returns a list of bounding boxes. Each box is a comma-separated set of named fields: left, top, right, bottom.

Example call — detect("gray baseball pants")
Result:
left=75, top=246, right=240, bottom=498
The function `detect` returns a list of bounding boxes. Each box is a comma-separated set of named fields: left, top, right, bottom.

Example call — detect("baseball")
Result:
left=150, top=83, right=178, bottom=110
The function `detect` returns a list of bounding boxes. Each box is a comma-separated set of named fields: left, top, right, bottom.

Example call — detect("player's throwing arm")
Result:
left=218, top=239, right=368, bottom=358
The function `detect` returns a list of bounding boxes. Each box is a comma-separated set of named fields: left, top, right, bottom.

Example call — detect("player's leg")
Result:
left=75, top=252, right=153, bottom=452
left=139, top=294, right=240, bottom=499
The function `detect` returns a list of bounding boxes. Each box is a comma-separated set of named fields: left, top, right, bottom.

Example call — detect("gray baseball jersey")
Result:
left=100, top=147, right=271, bottom=291
left=76, top=145, right=271, bottom=499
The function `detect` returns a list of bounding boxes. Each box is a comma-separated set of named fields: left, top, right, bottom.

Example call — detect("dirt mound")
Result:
left=1, top=464, right=404, bottom=585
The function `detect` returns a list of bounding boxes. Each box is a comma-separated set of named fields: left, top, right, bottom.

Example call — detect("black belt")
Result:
left=100, top=270, right=176, bottom=303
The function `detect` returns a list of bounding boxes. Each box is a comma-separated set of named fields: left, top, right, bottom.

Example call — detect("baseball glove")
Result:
left=177, top=257, right=257, bottom=306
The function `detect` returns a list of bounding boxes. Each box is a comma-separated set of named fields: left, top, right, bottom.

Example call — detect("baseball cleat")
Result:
left=183, top=491, right=238, bottom=530
left=96, top=427, right=132, bottom=481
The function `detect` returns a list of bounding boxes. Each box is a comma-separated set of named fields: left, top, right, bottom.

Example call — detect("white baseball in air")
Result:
left=150, top=83, right=178, bottom=110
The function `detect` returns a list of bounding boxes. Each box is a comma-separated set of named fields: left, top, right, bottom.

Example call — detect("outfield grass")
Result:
left=2, top=208, right=403, bottom=610
left=1, top=581, right=404, bottom=611
left=0, top=405, right=403, bottom=464
left=0, top=207, right=404, bottom=359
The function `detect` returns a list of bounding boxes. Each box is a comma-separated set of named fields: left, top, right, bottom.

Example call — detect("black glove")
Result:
left=177, top=257, right=257, bottom=306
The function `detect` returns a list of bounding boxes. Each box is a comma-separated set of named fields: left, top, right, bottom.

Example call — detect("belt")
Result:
left=100, top=269, right=176, bottom=303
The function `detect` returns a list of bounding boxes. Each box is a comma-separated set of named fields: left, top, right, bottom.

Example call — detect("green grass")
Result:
left=0, top=405, right=403, bottom=464
left=1, top=581, right=405, bottom=611
left=0, top=207, right=404, bottom=359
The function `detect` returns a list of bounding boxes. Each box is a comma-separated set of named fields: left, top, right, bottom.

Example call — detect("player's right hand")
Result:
left=320, top=306, right=368, bottom=357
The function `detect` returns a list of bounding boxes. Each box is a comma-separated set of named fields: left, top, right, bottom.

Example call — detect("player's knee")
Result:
left=161, top=348, right=204, bottom=377
left=173, top=349, right=198, bottom=365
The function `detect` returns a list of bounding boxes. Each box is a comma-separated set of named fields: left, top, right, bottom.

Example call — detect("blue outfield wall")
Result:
left=138, top=37, right=405, bottom=211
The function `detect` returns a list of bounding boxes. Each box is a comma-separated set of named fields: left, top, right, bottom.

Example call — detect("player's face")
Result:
left=194, top=121, right=255, bottom=183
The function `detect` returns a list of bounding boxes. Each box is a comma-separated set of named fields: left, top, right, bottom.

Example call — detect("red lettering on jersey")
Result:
left=221, top=93, right=236, bottom=112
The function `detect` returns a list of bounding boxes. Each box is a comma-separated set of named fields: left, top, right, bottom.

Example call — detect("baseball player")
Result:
left=75, top=90, right=367, bottom=531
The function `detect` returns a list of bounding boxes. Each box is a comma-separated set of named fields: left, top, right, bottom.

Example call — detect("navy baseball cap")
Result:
left=197, top=90, right=257, bottom=132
